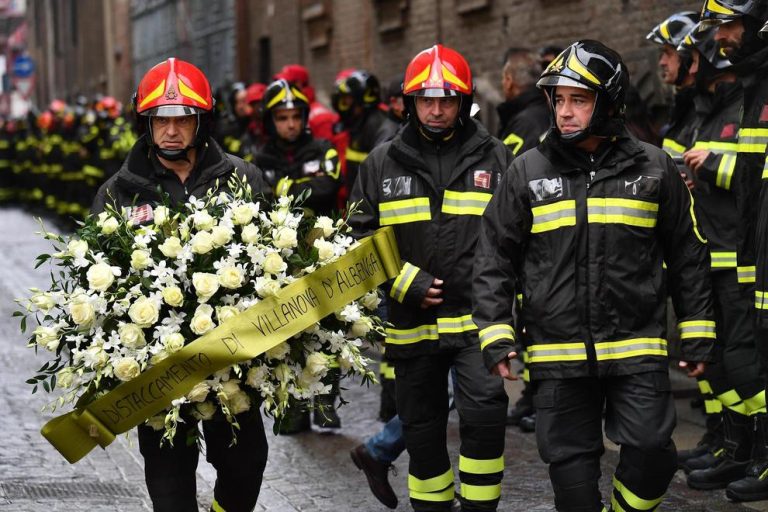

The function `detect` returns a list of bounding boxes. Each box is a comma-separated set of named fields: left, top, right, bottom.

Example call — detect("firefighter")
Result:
left=698, top=0, right=768, bottom=502
left=350, top=44, right=513, bottom=511
left=473, top=40, right=715, bottom=512
left=497, top=47, right=550, bottom=156
left=332, top=69, right=399, bottom=197
left=91, top=58, right=270, bottom=512
left=275, top=63, right=340, bottom=143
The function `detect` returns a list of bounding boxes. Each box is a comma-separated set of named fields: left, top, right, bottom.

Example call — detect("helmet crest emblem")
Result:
left=165, top=87, right=178, bottom=100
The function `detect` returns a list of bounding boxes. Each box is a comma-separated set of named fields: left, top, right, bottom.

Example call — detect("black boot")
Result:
left=314, top=369, right=341, bottom=432
left=727, top=413, right=768, bottom=501
left=277, top=397, right=311, bottom=435
left=679, top=412, right=723, bottom=468
left=350, top=444, right=397, bottom=509
left=687, top=409, right=752, bottom=490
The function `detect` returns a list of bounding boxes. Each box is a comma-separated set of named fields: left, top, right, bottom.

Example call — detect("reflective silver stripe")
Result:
left=390, top=262, right=419, bottom=302
left=756, top=291, right=768, bottom=310
left=385, top=324, right=439, bottom=345
left=527, top=342, right=588, bottom=363
left=717, top=152, right=737, bottom=189
left=441, top=191, right=492, bottom=216
left=479, top=324, right=514, bottom=350
left=531, top=200, right=576, bottom=233
left=679, top=320, right=716, bottom=339
left=437, top=314, right=477, bottom=333
left=587, top=198, right=658, bottom=228
left=662, top=138, right=686, bottom=158
left=594, top=338, right=667, bottom=361
left=738, top=266, right=756, bottom=284
left=379, top=197, right=431, bottom=225
left=711, top=251, right=737, bottom=268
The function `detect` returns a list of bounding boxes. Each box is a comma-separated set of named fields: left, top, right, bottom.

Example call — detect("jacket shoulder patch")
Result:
left=382, top=176, right=413, bottom=198
left=528, top=177, right=564, bottom=202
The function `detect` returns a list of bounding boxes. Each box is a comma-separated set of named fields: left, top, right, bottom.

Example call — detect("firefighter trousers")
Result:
left=394, top=344, right=508, bottom=512
left=138, top=409, right=268, bottom=512
left=534, top=373, right=676, bottom=512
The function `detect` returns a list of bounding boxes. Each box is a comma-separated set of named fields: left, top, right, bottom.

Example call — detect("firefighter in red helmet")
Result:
left=90, top=58, right=270, bottom=512
left=349, top=44, right=514, bottom=511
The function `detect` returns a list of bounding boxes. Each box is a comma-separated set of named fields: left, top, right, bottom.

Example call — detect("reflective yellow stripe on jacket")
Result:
left=738, top=265, right=756, bottom=284
left=711, top=251, right=737, bottom=269
left=662, top=138, right=687, bottom=158
left=346, top=147, right=368, bottom=163
left=678, top=320, right=716, bottom=339
left=738, top=128, right=768, bottom=154
left=441, top=190, right=492, bottom=216
left=756, top=290, right=768, bottom=310
left=693, top=140, right=737, bottom=189
left=437, top=314, right=477, bottom=333
left=527, top=342, right=588, bottom=363
left=379, top=197, right=431, bottom=225
left=594, top=338, right=667, bottom=361
left=503, top=132, right=524, bottom=155
left=390, top=262, right=419, bottom=302
left=587, top=197, right=658, bottom=228
left=479, top=324, right=515, bottom=350
left=531, top=200, right=576, bottom=233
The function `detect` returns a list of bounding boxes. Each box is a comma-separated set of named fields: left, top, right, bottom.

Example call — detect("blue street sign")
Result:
left=12, top=55, right=34, bottom=78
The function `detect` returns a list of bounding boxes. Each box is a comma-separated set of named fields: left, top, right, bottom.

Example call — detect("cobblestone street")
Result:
left=0, top=207, right=766, bottom=512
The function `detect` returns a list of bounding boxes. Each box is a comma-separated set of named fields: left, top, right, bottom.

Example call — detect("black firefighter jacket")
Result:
left=349, top=119, right=514, bottom=360
left=497, top=87, right=550, bottom=157
left=473, top=128, right=716, bottom=380
left=91, top=135, right=269, bottom=214
left=254, top=132, right=341, bottom=216
left=662, top=88, right=700, bottom=159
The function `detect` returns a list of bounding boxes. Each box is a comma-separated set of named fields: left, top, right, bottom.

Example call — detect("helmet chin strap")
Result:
left=156, top=146, right=193, bottom=162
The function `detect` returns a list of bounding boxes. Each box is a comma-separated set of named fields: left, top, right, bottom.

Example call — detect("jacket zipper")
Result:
left=584, top=154, right=595, bottom=369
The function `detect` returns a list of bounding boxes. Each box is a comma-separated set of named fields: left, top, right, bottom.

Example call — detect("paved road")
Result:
left=0, top=207, right=765, bottom=511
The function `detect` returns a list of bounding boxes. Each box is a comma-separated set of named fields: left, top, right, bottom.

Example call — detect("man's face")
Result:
left=151, top=115, right=197, bottom=150
left=715, top=19, right=745, bottom=58
left=234, top=89, right=252, bottom=119
left=273, top=107, right=304, bottom=142
left=554, top=86, right=596, bottom=135
left=414, top=95, right=460, bottom=130
left=501, top=63, right=515, bottom=100
left=658, top=45, right=681, bottom=84
left=389, top=96, right=405, bottom=119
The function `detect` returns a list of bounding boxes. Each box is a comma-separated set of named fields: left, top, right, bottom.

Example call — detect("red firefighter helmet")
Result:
left=37, top=111, right=54, bottom=132
left=275, top=64, right=310, bottom=88
left=135, top=58, right=213, bottom=117
left=403, top=44, right=473, bottom=98
left=245, top=82, right=267, bottom=105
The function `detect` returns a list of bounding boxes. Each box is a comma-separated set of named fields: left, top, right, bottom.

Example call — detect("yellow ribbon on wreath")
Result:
left=41, top=227, right=401, bottom=463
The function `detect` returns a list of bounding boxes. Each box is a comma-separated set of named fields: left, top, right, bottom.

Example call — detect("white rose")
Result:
left=263, top=252, right=287, bottom=275
left=269, top=208, right=290, bottom=226
left=350, top=317, right=373, bottom=337
left=86, top=262, right=116, bottom=292
left=146, top=414, right=166, bottom=431
left=34, top=326, right=60, bottom=351
left=190, top=305, right=215, bottom=335
left=229, top=391, right=251, bottom=414
left=128, top=296, right=159, bottom=328
left=163, top=332, right=185, bottom=353
left=361, top=291, right=381, bottom=311
left=193, top=272, right=220, bottom=301
left=100, top=216, right=120, bottom=235
left=305, top=352, right=329, bottom=377
left=150, top=350, right=168, bottom=365
left=313, top=239, right=335, bottom=261
left=67, top=239, right=88, bottom=258
left=241, top=224, right=260, bottom=244
left=190, top=231, right=215, bottom=254
left=192, top=401, right=217, bottom=421
left=118, top=323, right=147, bottom=349
left=158, top=237, right=183, bottom=258
left=314, top=216, right=335, bottom=237
left=85, top=345, right=109, bottom=368
left=216, top=305, right=240, bottom=323
left=113, top=357, right=141, bottom=381
left=273, top=227, right=298, bottom=249
left=56, top=367, right=75, bottom=389
left=231, top=204, right=254, bottom=225
left=130, top=249, right=152, bottom=270
left=218, top=266, right=244, bottom=289
left=154, top=205, right=170, bottom=225
left=186, top=381, right=210, bottom=402
left=255, top=277, right=281, bottom=298
left=70, top=295, right=95, bottom=327
left=161, top=286, right=184, bottom=307
left=246, top=365, right=268, bottom=388
left=192, top=210, right=215, bottom=230
left=266, top=342, right=290, bottom=361
left=30, top=292, right=56, bottom=313
left=211, top=225, right=233, bottom=247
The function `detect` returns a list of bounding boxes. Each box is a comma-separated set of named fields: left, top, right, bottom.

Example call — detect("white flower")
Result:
left=86, top=262, right=117, bottom=292
left=217, top=266, right=244, bottom=289
left=274, top=363, right=292, bottom=382
left=255, top=276, right=281, bottom=298
left=263, top=252, right=287, bottom=275
left=29, top=291, right=56, bottom=313
left=118, top=323, right=147, bottom=349
left=192, top=401, right=216, bottom=420
left=211, top=225, right=234, bottom=247
left=146, top=414, right=166, bottom=431
left=305, top=352, right=329, bottom=377
left=314, top=216, right=335, bottom=237
left=192, top=272, right=220, bottom=301
left=190, top=231, right=215, bottom=254
left=231, top=204, right=255, bottom=225
left=158, top=237, right=183, bottom=258
left=163, top=332, right=185, bottom=353
left=269, top=208, right=290, bottom=226
left=335, top=303, right=361, bottom=323
left=34, top=326, right=60, bottom=351
left=100, top=216, right=120, bottom=235
left=216, top=305, right=240, bottom=323
left=190, top=304, right=215, bottom=335
left=114, top=357, right=141, bottom=381
left=266, top=342, right=290, bottom=361
left=186, top=381, right=210, bottom=402
left=241, top=224, right=260, bottom=244
left=313, top=239, right=335, bottom=261
left=246, top=365, right=269, bottom=388
left=67, top=239, right=88, bottom=259
left=229, top=390, right=251, bottom=414
left=273, top=227, right=298, bottom=249
left=154, top=205, right=170, bottom=225
left=350, top=316, right=373, bottom=337
left=161, top=286, right=184, bottom=307
left=83, top=345, right=108, bottom=369
left=130, top=249, right=152, bottom=270
left=361, top=291, right=381, bottom=311
left=128, top=296, right=160, bottom=328
left=220, top=379, right=242, bottom=399
left=56, top=367, right=75, bottom=389
left=70, top=294, right=96, bottom=327
left=192, top=210, right=215, bottom=230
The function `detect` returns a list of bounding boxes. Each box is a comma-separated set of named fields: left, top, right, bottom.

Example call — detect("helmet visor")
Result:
left=536, top=75, right=593, bottom=91
left=408, top=88, right=461, bottom=98
left=142, top=105, right=201, bottom=117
